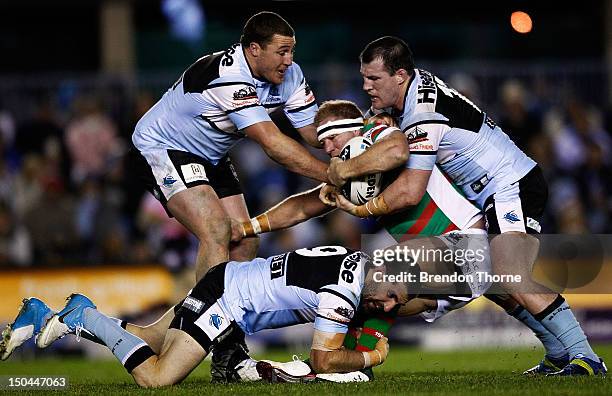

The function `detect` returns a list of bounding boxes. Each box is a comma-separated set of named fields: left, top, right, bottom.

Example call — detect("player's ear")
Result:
left=248, top=42, right=261, bottom=57
left=395, top=69, right=408, bottom=85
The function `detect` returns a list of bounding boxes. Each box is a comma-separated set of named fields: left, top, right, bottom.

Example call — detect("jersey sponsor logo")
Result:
left=470, top=174, right=490, bottom=193
left=181, top=163, right=208, bottom=184
left=526, top=217, right=541, bottom=233
left=221, top=43, right=238, bottom=67
left=503, top=210, right=521, bottom=223
left=233, top=86, right=257, bottom=101
left=409, top=142, right=435, bottom=151
left=334, top=306, right=354, bottom=319
left=340, top=251, right=363, bottom=284
left=407, top=127, right=428, bottom=144
left=162, top=175, right=178, bottom=188
left=417, top=69, right=437, bottom=104
left=182, top=296, right=204, bottom=313
left=304, top=82, right=315, bottom=103
left=270, top=254, right=286, bottom=279
left=209, top=313, right=224, bottom=329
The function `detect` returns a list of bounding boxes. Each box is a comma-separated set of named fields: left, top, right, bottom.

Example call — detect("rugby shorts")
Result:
left=127, top=146, right=242, bottom=216
left=482, top=165, right=548, bottom=234
left=169, top=262, right=241, bottom=352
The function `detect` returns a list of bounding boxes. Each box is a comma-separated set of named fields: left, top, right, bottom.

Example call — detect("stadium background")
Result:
left=0, top=0, right=611, bottom=361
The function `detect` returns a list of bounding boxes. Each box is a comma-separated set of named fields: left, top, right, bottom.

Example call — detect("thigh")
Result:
left=220, top=193, right=250, bottom=221
left=167, top=184, right=228, bottom=239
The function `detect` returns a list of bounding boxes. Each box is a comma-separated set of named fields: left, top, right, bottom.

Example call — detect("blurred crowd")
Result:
left=0, top=69, right=611, bottom=270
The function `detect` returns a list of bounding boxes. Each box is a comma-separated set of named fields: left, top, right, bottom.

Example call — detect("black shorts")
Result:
left=128, top=147, right=242, bottom=216
left=169, top=263, right=241, bottom=352
left=483, top=165, right=548, bottom=234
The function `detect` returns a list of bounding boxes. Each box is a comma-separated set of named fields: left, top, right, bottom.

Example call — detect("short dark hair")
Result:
left=240, top=11, right=294, bottom=48
left=314, top=100, right=363, bottom=127
left=359, top=36, right=415, bottom=76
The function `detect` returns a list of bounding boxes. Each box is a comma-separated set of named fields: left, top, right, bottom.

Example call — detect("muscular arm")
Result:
left=264, top=184, right=333, bottom=229
left=378, top=168, right=431, bottom=213
left=245, top=121, right=328, bottom=182
left=334, top=167, right=431, bottom=218
left=309, top=329, right=388, bottom=373
left=329, top=130, right=409, bottom=186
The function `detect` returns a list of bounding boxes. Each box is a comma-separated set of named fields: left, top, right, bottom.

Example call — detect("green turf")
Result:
left=1, top=345, right=611, bottom=395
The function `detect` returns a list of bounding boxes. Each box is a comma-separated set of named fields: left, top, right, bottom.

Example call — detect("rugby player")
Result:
left=0, top=11, right=331, bottom=381
left=18, top=246, right=402, bottom=388
left=333, top=36, right=604, bottom=376
left=232, top=100, right=601, bottom=378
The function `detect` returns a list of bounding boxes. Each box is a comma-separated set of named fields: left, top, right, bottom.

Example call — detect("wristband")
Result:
left=352, top=195, right=390, bottom=218
left=242, top=214, right=271, bottom=237
left=362, top=349, right=383, bottom=368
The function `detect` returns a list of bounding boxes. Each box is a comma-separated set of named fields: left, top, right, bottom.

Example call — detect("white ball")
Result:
left=339, top=136, right=383, bottom=205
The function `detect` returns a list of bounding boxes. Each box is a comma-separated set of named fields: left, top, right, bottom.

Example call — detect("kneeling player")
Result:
left=5, top=246, right=407, bottom=387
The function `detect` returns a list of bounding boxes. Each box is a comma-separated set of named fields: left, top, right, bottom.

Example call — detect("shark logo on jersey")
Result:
left=162, top=175, right=177, bottom=188
left=503, top=210, right=521, bottom=223
left=209, top=313, right=223, bottom=329
left=233, top=86, right=257, bottom=101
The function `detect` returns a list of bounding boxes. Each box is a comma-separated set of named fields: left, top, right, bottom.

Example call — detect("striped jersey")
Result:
left=132, top=43, right=317, bottom=165
left=361, top=124, right=481, bottom=239
left=220, top=246, right=367, bottom=335
left=369, top=68, right=536, bottom=208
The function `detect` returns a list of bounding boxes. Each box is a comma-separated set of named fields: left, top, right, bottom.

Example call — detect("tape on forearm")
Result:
left=362, top=349, right=383, bottom=368
left=241, top=213, right=271, bottom=237
left=352, top=195, right=390, bottom=218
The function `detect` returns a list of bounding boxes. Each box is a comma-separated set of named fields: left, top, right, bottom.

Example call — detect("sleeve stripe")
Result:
left=205, top=81, right=256, bottom=90
left=315, top=313, right=349, bottom=325
left=318, top=287, right=357, bottom=311
left=402, top=119, right=449, bottom=132
left=287, top=100, right=317, bottom=113
left=263, top=102, right=286, bottom=108
left=410, top=150, right=438, bottom=155
left=225, top=103, right=262, bottom=114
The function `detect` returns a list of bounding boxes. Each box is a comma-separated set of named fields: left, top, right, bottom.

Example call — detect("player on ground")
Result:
left=231, top=100, right=602, bottom=377
left=343, top=36, right=605, bottom=376
left=27, top=246, right=402, bottom=387
left=0, top=11, right=328, bottom=380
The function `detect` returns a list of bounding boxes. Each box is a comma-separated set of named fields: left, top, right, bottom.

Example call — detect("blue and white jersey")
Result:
left=371, top=69, right=536, bottom=208
left=132, top=43, right=317, bottom=165
left=219, top=246, right=367, bottom=335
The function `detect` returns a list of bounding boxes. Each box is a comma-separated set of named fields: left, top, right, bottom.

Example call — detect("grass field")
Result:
left=1, top=345, right=611, bottom=395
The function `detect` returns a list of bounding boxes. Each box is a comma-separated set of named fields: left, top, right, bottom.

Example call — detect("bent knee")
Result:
left=231, top=236, right=259, bottom=261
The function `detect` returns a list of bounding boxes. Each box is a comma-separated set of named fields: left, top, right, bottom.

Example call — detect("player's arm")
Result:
left=245, top=121, right=328, bottom=182
left=296, top=124, right=322, bottom=148
left=334, top=168, right=431, bottom=218
left=328, top=129, right=409, bottom=187
left=309, top=329, right=389, bottom=373
left=232, top=184, right=334, bottom=241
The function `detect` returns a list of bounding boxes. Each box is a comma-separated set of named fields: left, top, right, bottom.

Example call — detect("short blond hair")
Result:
left=314, top=100, right=363, bottom=128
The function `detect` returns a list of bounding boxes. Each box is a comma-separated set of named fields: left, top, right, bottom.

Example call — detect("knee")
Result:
left=133, top=370, right=164, bottom=388
left=195, top=216, right=231, bottom=245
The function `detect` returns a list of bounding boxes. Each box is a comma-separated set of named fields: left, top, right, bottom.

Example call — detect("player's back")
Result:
left=221, top=246, right=366, bottom=334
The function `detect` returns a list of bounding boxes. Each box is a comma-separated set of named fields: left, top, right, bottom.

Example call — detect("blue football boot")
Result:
left=523, top=354, right=570, bottom=375
left=547, top=354, right=607, bottom=376
left=1, top=298, right=54, bottom=360
left=37, top=293, right=96, bottom=349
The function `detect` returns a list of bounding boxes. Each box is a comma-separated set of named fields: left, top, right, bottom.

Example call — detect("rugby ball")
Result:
left=339, top=136, right=383, bottom=205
